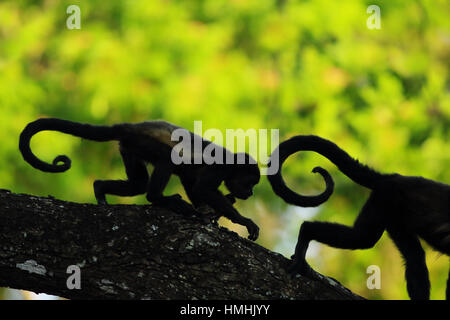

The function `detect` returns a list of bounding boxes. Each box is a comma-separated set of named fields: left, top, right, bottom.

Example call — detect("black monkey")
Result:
left=19, top=118, right=260, bottom=240
left=268, top=135, right=450, bottom=300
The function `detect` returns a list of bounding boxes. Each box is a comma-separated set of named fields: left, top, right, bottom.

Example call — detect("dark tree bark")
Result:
left=0, top=189, right=362, bottom=300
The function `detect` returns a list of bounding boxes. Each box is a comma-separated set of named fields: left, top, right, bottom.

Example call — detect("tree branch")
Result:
left=0, top=189, right=362, bottom=300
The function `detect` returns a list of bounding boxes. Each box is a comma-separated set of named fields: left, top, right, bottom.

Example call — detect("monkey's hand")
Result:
left=243, top=218, right=259, bottom=241
left=196, top=189, right=259, bottom=241
left=189, top=166, right=260, bottom=239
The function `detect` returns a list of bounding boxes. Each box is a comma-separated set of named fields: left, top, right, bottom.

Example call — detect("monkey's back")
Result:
left=129, top=121, right=183, bottom=147
left=118, top=120, right=228, bottom=168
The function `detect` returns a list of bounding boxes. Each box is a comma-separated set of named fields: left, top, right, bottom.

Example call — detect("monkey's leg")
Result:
left=179, top=175, right=200, bottom=206
left=447, top=266, right=449, bottom=300
left=181, top=176, right=232, bottom=222
left=388, top=230, right=430, bottom=300
left=146, top=165, right=200, bottom=217
left=93, top=149, right=149, bottom=204
left=290, top=196, right=385, bottom=275
left=177, top=175, right=216, bottom=219
left=145, top=162, right=177, bottom=203
left=187, top=169, right=259, bottom=240
left=180, top=175, right=235, bottom=207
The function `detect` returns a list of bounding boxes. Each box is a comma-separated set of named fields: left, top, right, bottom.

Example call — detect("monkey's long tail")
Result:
left=19, top=118, right=121, bottom=172
left=267, top=135, right=384, bottom=207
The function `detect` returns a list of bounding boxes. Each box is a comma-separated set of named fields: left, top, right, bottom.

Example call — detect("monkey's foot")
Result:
left=152, top=194, right=182, bottom=202
left=96, top=198, right=108, bottom=205
left=151, top=194, right=199, bottom=217
left=195, top=205, right=221, bottom=225
left=147, top=194, right=181, bottom=205
left=287, top=259, right=315, bottom=278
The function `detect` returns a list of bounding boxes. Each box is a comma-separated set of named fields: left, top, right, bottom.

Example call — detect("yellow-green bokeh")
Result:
left=0, top=0, right=448, bottom=299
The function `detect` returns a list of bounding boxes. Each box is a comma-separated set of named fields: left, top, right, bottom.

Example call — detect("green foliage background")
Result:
left=0, top=0, right=448, bottom=299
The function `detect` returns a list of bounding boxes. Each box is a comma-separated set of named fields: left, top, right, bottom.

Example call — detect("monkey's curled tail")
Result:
left=267, top=135, right=384, bottom=207
left=19, top=118, right=121, bottom=172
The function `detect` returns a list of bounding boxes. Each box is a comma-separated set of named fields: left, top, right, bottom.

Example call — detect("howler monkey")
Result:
left=19, top=118, right=260, bottom=240
left=268, top=135, right=449, bottom=300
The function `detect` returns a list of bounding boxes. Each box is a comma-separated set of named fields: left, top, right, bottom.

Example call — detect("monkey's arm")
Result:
left=188, top=168, right=259, bottom=240
left=203, top=189, right=259, bottom=241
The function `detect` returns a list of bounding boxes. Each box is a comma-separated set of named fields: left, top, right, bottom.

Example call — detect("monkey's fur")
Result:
left=268, top=135, right=449, bottom=300
left=19, top=118, right=260, bottom=240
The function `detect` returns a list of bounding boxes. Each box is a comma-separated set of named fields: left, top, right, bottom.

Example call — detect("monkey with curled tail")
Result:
left=20, top=118, right=260, bottom=240
left=268, top=135, right=449, bottom=300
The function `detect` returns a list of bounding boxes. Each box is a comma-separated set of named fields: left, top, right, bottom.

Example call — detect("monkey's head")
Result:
left=225, top=153, right=260, bottom=200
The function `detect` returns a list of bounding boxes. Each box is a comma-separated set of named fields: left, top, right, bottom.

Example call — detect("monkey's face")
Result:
left=225, top=164, right=260, bottom=200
